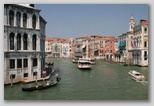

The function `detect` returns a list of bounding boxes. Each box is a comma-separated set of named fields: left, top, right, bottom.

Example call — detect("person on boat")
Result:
left=46, top=81, right=50, bottom=85
left=44, top=81, right=49, bottom=86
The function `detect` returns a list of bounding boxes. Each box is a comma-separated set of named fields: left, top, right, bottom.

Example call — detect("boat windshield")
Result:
left=135, top=74, right=141, bottom=76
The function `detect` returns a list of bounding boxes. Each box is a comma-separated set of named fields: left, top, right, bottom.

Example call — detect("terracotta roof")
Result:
left=46, top=37, right=54, bottom=41
left=80, top=36, right=91, bottom=40
left=140, top=19, right=148, bottom=24
left=95, top=37, right=101, bottom=40
left=90, top=35, right=101, bottom=37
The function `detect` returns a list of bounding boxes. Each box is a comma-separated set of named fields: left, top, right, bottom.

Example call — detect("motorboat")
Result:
left=78, top=58, right=96, bottom=65
left=78, top=59, right=91, bottom=69
left=87, top=58, right=96, bottom=65
left=128, top=70, right=145, bottom=81
left=72, top=58, right=79, bottom=63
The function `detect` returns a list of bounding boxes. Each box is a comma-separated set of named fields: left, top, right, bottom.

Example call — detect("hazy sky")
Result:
left=35, top=4, right=148, bottom=38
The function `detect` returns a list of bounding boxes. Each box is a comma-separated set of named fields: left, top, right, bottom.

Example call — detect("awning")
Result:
left=116, top=50, right=123, bottom=53
left=54, top=45, right=58, bottom=49
left=81, top=45, right=86, bottom=48
left=119, top=42, right=126, bottom=47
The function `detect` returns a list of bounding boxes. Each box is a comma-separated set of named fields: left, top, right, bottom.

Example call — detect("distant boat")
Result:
left=128, top=70, right=145, bottom=81
left=22, top=74, right=61, bottom=92
left=46, top=62, right=54, bottom=66
left=79, top=58, right=96, bottom=65
left=72, top=58, right=79, bottom=63
left=78, top=59, right=91, bottom=69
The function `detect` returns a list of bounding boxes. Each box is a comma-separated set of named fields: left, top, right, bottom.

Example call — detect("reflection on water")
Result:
left=4, top=58, right=148, bottom=100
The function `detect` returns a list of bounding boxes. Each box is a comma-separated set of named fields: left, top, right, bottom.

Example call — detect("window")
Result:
left=17, top=59, right=22, bottom=68
left=10, top=33, right=14, bottom=50
left=144, top=51, right=148, bottom=60
left=110, top=50, right=112, bottom=53
left=33, top=58, right=37, bottom=67
left=17, top=33, right=21, bottom=50
left=33, top=72, right=37, bottom=76
left=16, top=12, right=21, bottom=27
left=23, top=34, right=28, bottom=50
left=23, top=13, right=27, bottom=28
left=10, top=74, right=15, bottom=79
left=32, top=35, right=36, bottom=50
left=9, top=10, right=14, bottom=26
left=10, top=59, right=15, bottom=69
left=144, top=28, right=147, bottom=34
left=24, top=59, right=28, bottom=68
left=24, top=73, right=28, bottom=77
left=144, top=41, right=147, bottom=48
left=32, top=15, right=36, bottom=29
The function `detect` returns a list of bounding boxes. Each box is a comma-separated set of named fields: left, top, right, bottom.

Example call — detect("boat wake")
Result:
left=126, top=76, right=148, bottom=86
left=136, top=80, right=148, bottom=85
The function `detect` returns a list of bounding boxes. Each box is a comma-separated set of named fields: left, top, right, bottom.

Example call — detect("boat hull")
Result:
left=78, top=65, right=91, bottom=69
left=22, top=77, right=61, bottom=92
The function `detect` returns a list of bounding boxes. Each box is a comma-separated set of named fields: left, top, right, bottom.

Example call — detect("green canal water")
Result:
left=4, top=58, right=148, bottom=100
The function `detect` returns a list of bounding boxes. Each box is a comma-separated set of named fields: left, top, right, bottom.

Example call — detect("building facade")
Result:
left=45, top=38, right=54, bottom=57
left=62, top=40, right=71, bottom=58
left=105, top=36, right=115, bottom=60
left=4, top=4, right=46, bottom=84
left=132, top=19, right=148, bottom=66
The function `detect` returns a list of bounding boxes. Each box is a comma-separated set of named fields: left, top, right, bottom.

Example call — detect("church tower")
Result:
left=129, top=16, right=135, bottom=31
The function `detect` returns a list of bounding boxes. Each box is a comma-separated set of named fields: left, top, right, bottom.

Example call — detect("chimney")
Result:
left=29, top=4, right=35, bottom=8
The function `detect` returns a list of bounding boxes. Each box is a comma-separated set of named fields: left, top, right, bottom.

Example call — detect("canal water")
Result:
left=4, top=58, right=148, bottom=100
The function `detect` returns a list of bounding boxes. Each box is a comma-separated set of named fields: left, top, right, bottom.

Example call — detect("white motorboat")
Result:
left=128, top=70, right=145, bottom=81
left=78, top=60, right=91, bottom=69
left=87, top=58, right=96, bottom=65
left=78, top=58, right=96, bottom=65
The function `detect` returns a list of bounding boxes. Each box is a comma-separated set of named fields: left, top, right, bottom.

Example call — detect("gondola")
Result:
left=46, top=62, right=54, bottom=66
left=22, top=77, right=61, bottom=92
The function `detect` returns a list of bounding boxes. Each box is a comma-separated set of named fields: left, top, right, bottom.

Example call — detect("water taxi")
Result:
left=78, top=60, right=91, bottom=69
left=128, top=70, right=145, bottom=81
left=78, top=58, right=96, bottom=65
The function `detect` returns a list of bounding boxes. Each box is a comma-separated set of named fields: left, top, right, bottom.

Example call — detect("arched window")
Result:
left=17, top=33, right=21, bottom=50
left=32, top=15, right=36, bottom=29
left=23, top=34, right=28, bottom=50
left=144, top=51, right=147, bottom=60
left=32, top=34, right=36, bottom=50
left=144, top=28, right=147, bottom=34
left=23, top=13, right=27, bottom=28
left=10, top=32, right=15, bottom=50
left=144, top=41, right=147, bottom=48
left=16, top=12, right=21, bottom=27
left=9, top=10, right=14, bottom=26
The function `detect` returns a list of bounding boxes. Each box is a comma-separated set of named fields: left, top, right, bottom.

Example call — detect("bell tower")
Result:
left=129, top=15, right=135, bottom=31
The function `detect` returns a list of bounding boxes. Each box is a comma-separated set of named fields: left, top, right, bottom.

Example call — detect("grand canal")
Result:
left=4, top=58, right=148, bottom=100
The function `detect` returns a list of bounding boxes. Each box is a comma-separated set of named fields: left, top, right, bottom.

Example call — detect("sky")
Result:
left=35, top=4, right=148, bottom=38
